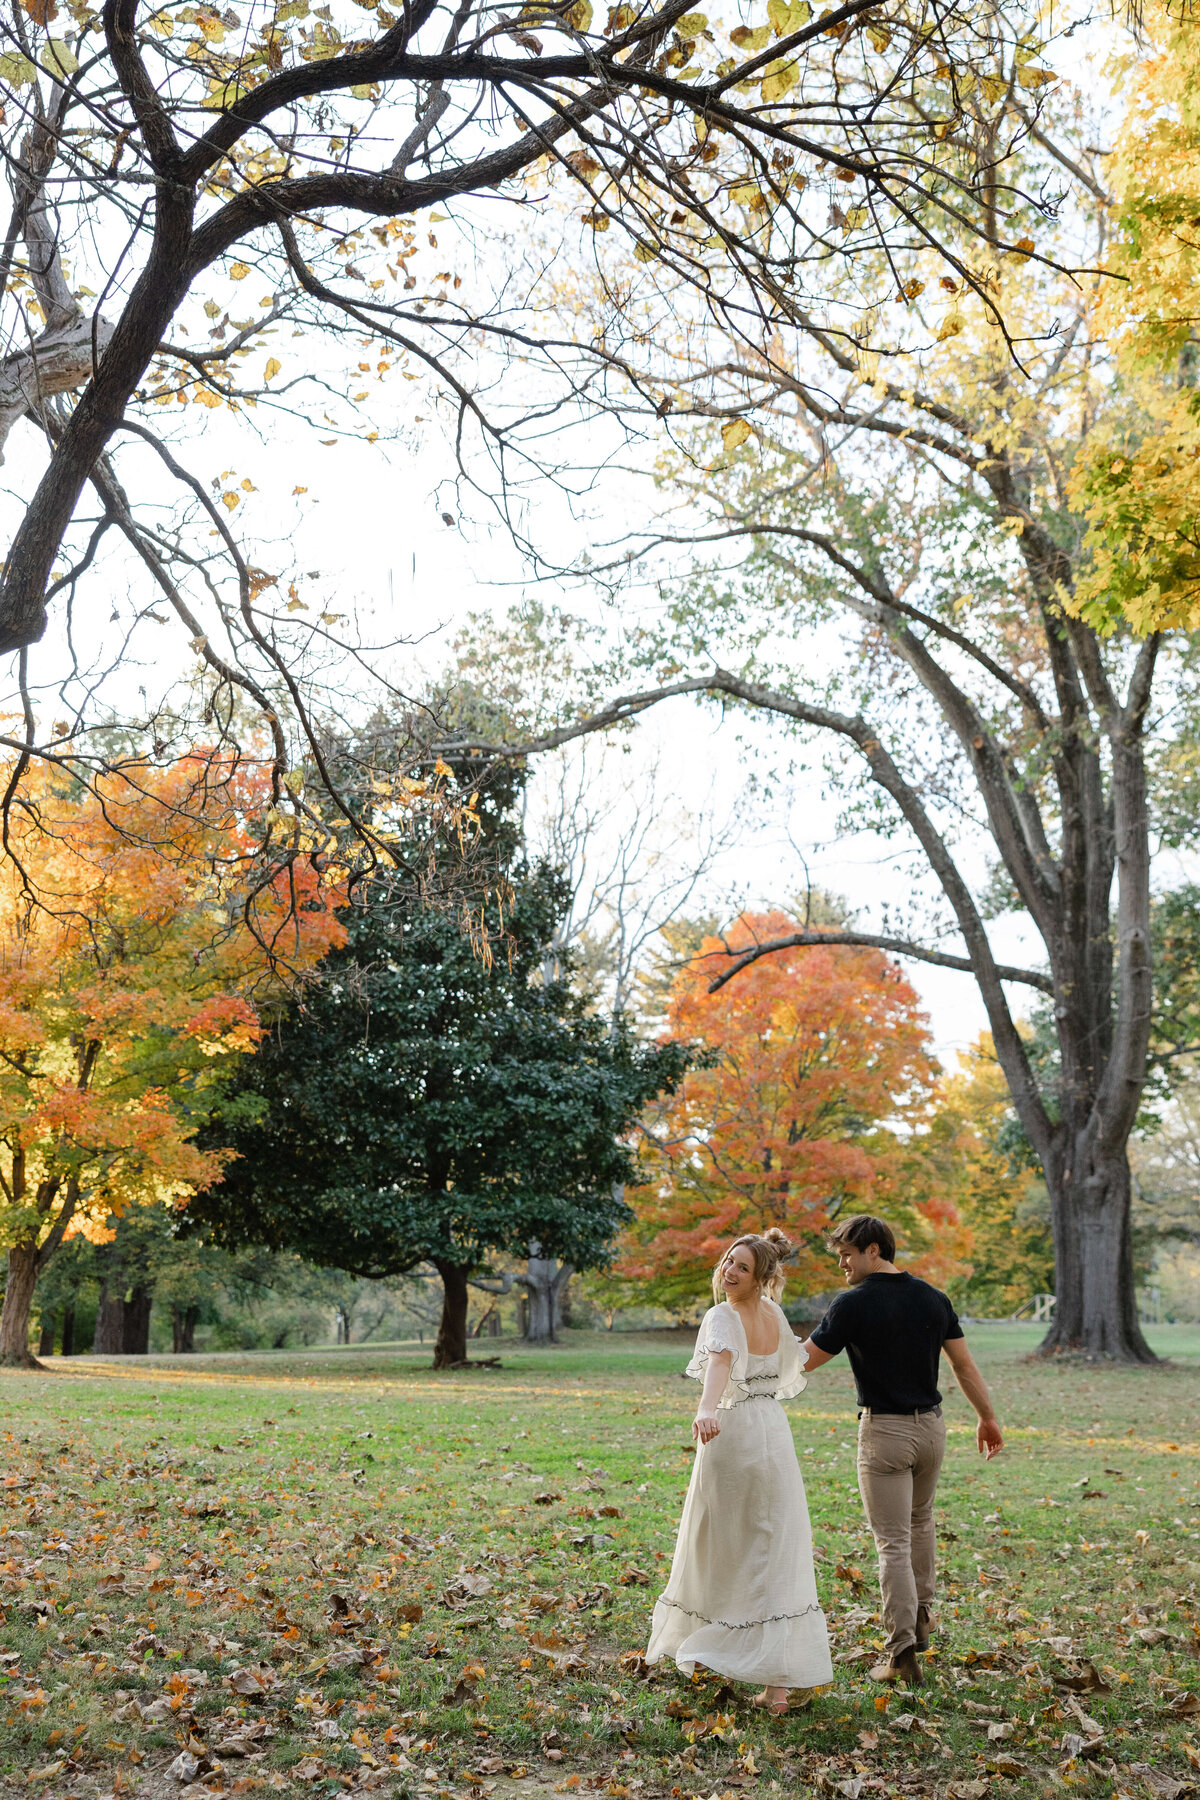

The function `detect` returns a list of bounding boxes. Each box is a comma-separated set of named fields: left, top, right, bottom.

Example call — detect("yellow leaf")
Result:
left=634, top=241, right=659, bottom=263
left=936, top=311, right=965, bottom=341
left=350, top=81, right=378, bottom=98
left=1011, top=236, right=1034, bottom=263
left=721, top=417, right=752, bottom=451
left=40, top=37, right=79, bottom=73
left=194, top=389, right=223, bottom=408
left=264, top=357, right=281, bottom=380
left=767, top=0, right=808, bottom=35
left=204, top=300, right=222, bottom=318
left=1016, top=64, right=1055, bottom=89
left=221, top=491, right=240, bottom=509
left=675, top=10, right=707, bottom=31
left=582, top=210, right=610, bottom=231
left=867, top=23, right=890, bottom=50
left=230, top=262, right=250, bottom=279
left=565, top=0, right=592, bottom=27
left=979, top=72, right=1007, bottom=103
left=730, top=179, right=763, bottom=207
left=760, top=55, right=798, bottom=101
left=0, top=50, right=37, bottom=83
left=730, top=23, right=770, bottom=49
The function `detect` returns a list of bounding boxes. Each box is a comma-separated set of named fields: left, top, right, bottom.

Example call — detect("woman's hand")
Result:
left=693, top=1409, right=720, bottom=1445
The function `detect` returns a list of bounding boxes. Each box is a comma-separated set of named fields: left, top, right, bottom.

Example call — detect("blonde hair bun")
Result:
left=711, top=1228, right=795, bottom=1304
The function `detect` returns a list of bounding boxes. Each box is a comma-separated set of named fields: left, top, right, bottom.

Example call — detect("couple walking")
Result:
left=645, top=1215, right=1004, bottom=1712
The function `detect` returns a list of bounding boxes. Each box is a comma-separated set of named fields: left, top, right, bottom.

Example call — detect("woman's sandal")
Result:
left=751, top=1688, right=789, bottom=1716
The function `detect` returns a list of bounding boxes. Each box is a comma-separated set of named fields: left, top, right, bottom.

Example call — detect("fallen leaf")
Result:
left=987, top=1758, right=1028, bottom=1778
left=1054, top=1662, right=1111, bottom=1694
left=947, top=1785, right=990, bottom=1800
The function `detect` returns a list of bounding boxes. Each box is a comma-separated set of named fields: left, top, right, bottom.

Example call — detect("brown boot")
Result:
left=869, top=1646, right=923, bottom=1688
left=915, top=1605, right=932, bottom=1653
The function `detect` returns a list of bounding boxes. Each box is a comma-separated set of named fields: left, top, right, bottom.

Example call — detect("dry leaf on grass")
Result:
left=947, top=1784, right=990, bottom=1800
left=1054, top=1662, right=1111, bottom=1694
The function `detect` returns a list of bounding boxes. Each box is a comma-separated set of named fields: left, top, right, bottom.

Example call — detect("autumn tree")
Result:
left=921, top=1034, right=1053, bottom=1318
left=616, top=912, right=955, bottom=1309
left=449, top=37, right=1200, bottom=1360
left=1069, top=0, right=1200, bottom=635
left=0, top=751, right=342, bottom=1367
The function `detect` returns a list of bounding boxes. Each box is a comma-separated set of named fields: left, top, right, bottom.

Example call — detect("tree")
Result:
left=0, top=0, right=1072, bottom=878
left=1069, top=0, right=1200, bottom=635
left=185, top=860, right=691, bottom=1366
left=616, top=911, right=950, bottom=1309
left=0, top=750, right=342, bottom=1366
left=451, top=62, right=1193, bottom=1359
left=922, top=1034, right=1054, bottom=1319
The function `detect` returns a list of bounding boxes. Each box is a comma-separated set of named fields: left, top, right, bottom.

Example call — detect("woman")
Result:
left=645, top=1229, right=833, bottom=1714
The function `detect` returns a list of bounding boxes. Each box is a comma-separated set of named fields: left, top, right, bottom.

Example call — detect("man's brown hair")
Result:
left=829, top=1213, right=896, bottom=1263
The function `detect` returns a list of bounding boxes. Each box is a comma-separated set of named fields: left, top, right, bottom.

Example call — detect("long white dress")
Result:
left=645, top=1298, right=834, bottom=1689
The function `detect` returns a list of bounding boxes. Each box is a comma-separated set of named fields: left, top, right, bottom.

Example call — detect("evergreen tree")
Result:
left=186, top=863, right=691, bottom=1366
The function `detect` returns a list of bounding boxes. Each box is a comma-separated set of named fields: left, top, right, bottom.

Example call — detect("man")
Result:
left=800, top=1214, right=1003, bottom=1689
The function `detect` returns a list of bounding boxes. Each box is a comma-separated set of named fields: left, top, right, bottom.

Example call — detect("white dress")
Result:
left=645, top=1299, right=833, bottom=1689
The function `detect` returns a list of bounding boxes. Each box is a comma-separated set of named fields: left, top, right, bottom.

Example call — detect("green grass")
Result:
left=1, top=1325, right=1198, bottom=1800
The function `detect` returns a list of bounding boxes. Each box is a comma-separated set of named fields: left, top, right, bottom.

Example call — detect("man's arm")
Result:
left=943, top=1337, right=1004, bottom=1458
left=799, top=1337, right=834, bottom=1371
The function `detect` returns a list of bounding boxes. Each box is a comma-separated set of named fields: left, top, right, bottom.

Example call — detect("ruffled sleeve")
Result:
left=685, top=1302, right=750, bottom=1409
left=771, top=1299, right=810, bottom=1401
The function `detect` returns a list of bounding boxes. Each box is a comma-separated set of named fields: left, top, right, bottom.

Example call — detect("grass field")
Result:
left=1, top=1324, right=1198, bottom=1800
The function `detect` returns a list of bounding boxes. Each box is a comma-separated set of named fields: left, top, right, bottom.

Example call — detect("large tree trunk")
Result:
left=93, top=1283, right=126, bottom=1354
left=432, top=1261, right=470, bottom=1369
left=0, top=1245, right=44, bottom=1369
left=521, top=1248, right=573, bottom=1345
left=1039, top=1147, right=1154, bottom=1361
left=122, top=1284, right=153, bottom=1355
left=61, top=1307, right=76, bottom=1357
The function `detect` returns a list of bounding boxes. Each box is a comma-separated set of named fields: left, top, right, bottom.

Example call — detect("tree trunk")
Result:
left=1038, top=1146, right=1155, bottom=1361
left=122, top=1284, right=153, bottom=1355
left=0, top=1245, right=44, bottom=1369
left=172, top=1303, right=198, bottom=1353
left=554, top=1267, right=573, bottom=1332
left=522, top=1250, right=573, bottom=1344
left=93, top=1283, right=126, bottom=1354
left=61, top=1307, right=75, bottom=1357
left=37, top=1318, right=54, bottom=1357
left=432, top=1261, right=470, bottom=1368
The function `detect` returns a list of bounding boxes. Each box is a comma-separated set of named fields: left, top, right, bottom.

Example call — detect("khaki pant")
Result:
left=856, top=1407, right=946, bottom=1657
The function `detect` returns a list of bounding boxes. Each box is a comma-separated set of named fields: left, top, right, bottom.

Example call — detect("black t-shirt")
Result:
left=810, top=1272, right=964, bottom=1412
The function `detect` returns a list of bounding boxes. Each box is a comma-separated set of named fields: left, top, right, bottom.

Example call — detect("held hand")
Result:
left=977, top=1417, right=1004, bottom=1459
left=693, top=1409, right=720, bottom=1445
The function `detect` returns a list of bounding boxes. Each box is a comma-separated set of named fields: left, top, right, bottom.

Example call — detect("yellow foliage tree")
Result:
left=922, top=1035, right=1054, bottom=1319
left=1070, top=2, right=1200, bottom=634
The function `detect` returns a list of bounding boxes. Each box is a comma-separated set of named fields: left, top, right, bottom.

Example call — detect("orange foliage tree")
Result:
left=617, top=913, right=957, bottom=1311
left=0, top=752, right=343, bottom=1366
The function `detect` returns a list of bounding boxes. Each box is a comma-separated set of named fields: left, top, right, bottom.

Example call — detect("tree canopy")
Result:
left=185, top=859, right=691, bottom=1364
left=616, top=912, right=954, bottom=1309
left=0, top=748, right=342, bottom=1365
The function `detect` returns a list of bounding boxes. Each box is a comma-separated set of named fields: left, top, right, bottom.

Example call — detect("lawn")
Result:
left=1, top=1324, right=1198, bottom=1800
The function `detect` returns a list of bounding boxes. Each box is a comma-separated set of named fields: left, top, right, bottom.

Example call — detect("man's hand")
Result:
left=693, top=1409, right=720, bottom=1445
left=977, top=1416, right=1004, bottom=1459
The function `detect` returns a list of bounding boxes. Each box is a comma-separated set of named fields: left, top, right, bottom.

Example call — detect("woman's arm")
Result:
left=693, top=1348, right=732, bottom=1444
